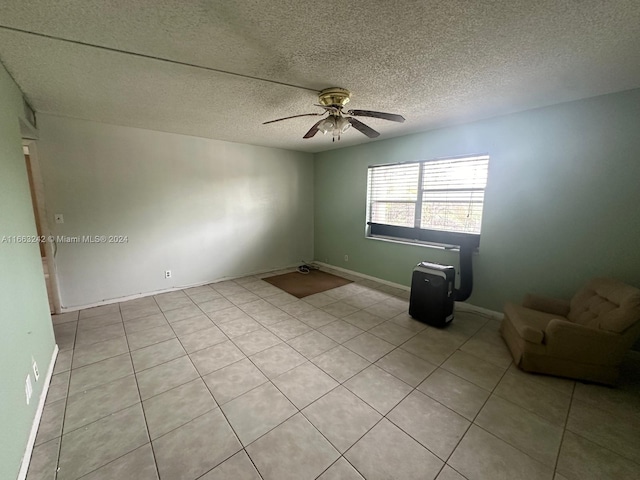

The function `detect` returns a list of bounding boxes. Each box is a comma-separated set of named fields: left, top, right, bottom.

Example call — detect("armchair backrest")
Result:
left=568, top=277, right=640, bottom=334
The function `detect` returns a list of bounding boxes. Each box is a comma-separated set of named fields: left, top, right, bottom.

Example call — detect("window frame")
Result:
left=365, top=154, right=489, bottom=250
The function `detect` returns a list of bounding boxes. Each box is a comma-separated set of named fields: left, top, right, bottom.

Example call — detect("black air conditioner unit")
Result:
left=408, top=233, right=479, bottom=327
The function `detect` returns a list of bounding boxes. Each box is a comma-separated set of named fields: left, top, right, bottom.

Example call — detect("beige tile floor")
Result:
left=29, top=268, right=640, bottom=480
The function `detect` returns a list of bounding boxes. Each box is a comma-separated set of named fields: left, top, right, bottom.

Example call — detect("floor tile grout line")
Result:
left=62, top=291, right=452, bottom=392
left=157, top=292, right=235, bottom=373
left=469, top=423, right=558, bottom=474
left=441, top=353, right=569, bottom=476
left=46, top=274, right=410, bottom=477
left=507, top=364, right=577, bottom=398
left=212, top=380, right=300, bottom=446
left=143, top=291, right=254, bottom=464
left=139, top=365, right=204, bottom=401
left=53, top=311, right=81, bottom=480
left=67, top=336, right=130, bottom=371
left=449, top=341, right=513, bottom=445
left=444, top=361, right=511, bottom=464
left=65, top=352, right=132, bottom=394
left=407, top=331, right=617, bottom=476
left=316, top=453, right=370, bottom=480
left=193, top=319, right=303, bottom=478
left=58, top=375, right=141, bottom=435
left=552, top=380, right=577, bottom=476
left=489, top=378, right=572, bottom=427
left=365, top=337, right=513, bottom=474
left=72, top=442, right=154, bottom=480
left=222, top=324, right=357, bottom=460
left=296, top=382, right=398, bottom=472
left=299, top=396, right=375, bottom=453
left=50, top=270, right=630, bottom=480
left=148, top=404, right=218, bottom=444
left=560, top=386, right=640, bottom=468
left=245, top=278, right=636, bottom=472
left=138, top=295, right=170, bottom=480
left=336, top=324, right=472, bottom=398
left=313, top=456, right=344, bottom=479
left=131, top=347, right=190, bottom=375
left=562, top=427, right=640, bottom=468
left=134, top=345, right=200, bottom=400
left=281, top=336, right=423, bottom=467
left=566, top=378, right=633, bottom=408
left=377, top=367, right=459, bottom=465
left=54, top=306, right=129, bottom=478
left=74, top=318, right=124, bottom=333
left=205, top=369, right=270, bottom=408
left=195, top=449, right=265, bottom=480
left=489, top=377, right=572, bottom=423
left=194, top=280, right=307, bottom=442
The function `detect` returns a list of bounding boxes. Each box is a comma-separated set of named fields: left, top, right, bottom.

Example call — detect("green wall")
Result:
left=314, top=89, right=640, bottom=311
left=0, top=64, right=55, bottom=478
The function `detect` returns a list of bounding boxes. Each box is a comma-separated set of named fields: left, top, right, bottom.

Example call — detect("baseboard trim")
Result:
left=315, top=261, right=503, bottom=320
left=455, top=302, right=503, bottom=320
left=18, top=344, right=59, bottom=480
left=314, top=262, right=411, bottom=291
left=59, top=263, right=301, bottom=312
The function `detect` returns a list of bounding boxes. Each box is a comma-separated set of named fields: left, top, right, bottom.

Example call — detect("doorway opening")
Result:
left=23, top=141, right=61, bottom=313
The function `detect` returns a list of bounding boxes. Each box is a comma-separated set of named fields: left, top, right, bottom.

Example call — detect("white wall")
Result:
left=37, top=115, right=314, bottom=308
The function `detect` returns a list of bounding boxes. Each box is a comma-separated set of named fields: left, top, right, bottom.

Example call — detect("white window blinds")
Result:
left=368, top=163, right=419, bottom=228
left=367, top=155, right=489, bottom=235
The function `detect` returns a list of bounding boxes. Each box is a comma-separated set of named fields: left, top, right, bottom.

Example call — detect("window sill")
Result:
left=365, top=234, right=463, bottom=252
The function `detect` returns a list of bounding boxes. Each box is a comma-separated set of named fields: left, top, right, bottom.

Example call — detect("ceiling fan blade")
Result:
left=347, top=110, right=405, bottom=123
left=303, top=119, right=325, bottom=139
left=347, top=117, right=380, bottom=138
left=263, top=113, right=323, bottom=125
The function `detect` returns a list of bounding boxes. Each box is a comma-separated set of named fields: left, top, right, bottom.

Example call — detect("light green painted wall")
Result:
left=37, top=115, right=314, bottom=308
left=0, top=65, right=55, bottom=478
left=314, top=89, right=640, bottom=311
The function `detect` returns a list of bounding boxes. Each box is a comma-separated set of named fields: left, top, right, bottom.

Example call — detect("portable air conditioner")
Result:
left=409, top=261, right=455, bottom=327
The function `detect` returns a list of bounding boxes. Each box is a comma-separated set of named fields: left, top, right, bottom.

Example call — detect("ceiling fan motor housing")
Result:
left=318, top=87, right=351, bottom=107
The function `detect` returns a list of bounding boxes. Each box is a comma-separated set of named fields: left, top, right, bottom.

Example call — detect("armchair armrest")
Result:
left=522, top=294, right=570, bottom=317
left=545, top=319, right=624, bottom=365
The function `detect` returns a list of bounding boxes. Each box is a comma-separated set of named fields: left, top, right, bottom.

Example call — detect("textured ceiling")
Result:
left=1, top=0, right=639, bottom=153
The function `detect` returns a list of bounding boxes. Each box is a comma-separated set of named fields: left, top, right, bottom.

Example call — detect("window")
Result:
left=366, top=154, right=489, bottom=247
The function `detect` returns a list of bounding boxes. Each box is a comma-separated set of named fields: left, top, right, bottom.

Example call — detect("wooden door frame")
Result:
left=22, top=139, right=62, bottom=314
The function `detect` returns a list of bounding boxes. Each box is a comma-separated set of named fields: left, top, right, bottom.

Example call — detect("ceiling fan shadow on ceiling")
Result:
left=263, top=87, right=405, bottom=141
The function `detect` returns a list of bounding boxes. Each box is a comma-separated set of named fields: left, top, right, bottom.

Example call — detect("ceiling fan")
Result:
left=263, top=87, right=405, bottom=141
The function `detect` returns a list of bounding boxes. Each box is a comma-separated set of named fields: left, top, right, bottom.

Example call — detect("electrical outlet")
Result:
left=25, top=375, right=33, bottom=405
left=54, top=213, right=64, bottom=224
left=32, top=357, right=39, bottom=381
left=344, top=254, right=349, bottom=262
left=165, top=270, right=172, bottom=279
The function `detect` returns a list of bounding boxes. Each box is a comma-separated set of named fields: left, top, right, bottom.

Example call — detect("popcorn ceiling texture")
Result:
left=0, top=0, right=639, bottom=152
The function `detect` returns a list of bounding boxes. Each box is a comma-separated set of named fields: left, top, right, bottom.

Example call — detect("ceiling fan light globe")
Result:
left=337, top=116, right=351, bottom=133
left=317, top=117, right=335, bottom=134
left=332, top=117, right=351, bottom=137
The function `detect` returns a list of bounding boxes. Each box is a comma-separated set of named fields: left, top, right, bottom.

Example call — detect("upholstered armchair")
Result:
left=501, top=277, right=640, bottom=385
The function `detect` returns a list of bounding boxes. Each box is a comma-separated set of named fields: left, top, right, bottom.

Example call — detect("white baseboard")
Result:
left=455, top=302, right=503, bottom=320
left=315, top=261, right=503, bottom=320
left=18, top=344, right=59, bottom=480
left=59, top=263, right=301, bottom=312
left=314, top=262, right=411, bottom=291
